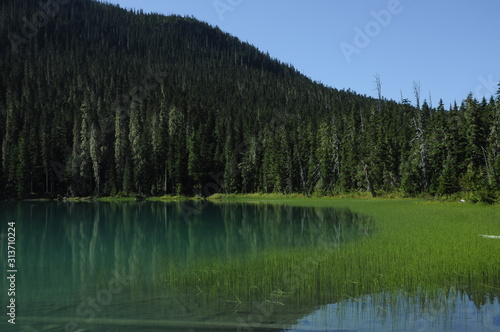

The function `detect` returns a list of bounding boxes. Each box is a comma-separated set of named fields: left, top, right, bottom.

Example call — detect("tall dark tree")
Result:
left=0, top=0, right=498, bottom=202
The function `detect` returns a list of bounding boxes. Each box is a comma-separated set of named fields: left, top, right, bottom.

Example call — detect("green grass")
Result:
left=209, top=191, right=499, bottom=203
left=162, top=198, right=500, bottom=315
left=56, top=189, right=499, bottom=204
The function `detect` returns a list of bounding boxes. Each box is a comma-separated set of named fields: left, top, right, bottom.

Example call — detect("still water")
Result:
left=0, top=201, right=498, bottom=331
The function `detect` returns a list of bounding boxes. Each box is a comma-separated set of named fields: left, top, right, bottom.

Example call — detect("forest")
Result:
left=1, top=0, right=499, bottom=201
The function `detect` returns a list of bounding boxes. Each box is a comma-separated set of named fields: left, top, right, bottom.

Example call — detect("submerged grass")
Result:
left=163, top=198, right=500, bottom=314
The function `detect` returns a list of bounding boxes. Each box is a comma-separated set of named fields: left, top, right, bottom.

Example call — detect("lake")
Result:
left=1, top=200, right=499, bottom=331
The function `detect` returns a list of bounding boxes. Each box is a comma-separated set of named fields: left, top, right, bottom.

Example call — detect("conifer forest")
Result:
left=1, top=0, right=499, bottom=201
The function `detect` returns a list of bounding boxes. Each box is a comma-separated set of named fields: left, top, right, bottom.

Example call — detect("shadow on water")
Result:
left=0, top=201, right=373, bottom=331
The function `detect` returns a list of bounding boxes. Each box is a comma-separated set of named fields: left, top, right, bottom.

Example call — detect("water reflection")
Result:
left=0, top=201, right=373, bottom=331
left=1, top=201, right=499, bottom=331
left=288, top=290, right=500, bottom=332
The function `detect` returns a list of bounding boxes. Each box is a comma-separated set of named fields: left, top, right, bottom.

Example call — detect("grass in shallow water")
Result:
left=163, top=199, right=500, bottom=315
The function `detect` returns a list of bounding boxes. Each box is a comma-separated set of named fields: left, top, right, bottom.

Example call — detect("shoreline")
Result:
left=5, top=192, right=498, bottom=205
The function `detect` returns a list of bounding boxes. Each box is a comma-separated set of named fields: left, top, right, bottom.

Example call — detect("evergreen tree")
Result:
left=0, top=0, right=498, bottom=201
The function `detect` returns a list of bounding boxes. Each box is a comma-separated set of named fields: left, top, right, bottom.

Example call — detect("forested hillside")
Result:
left=1, top=0, right=499, bottom=201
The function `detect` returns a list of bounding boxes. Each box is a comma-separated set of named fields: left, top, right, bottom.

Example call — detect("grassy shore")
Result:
left=53, top=191, right=498, bottom=205
left=162, top=197, right=500, bottom=315
left=34, top=194, right=499, bottom=322
left=206, top=191, right=499, bottom=203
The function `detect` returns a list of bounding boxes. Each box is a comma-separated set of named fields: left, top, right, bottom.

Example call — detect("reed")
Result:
left=162, top=199, right=500, bottom=317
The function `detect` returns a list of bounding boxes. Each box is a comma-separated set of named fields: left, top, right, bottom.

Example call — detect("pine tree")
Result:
left=114, top=99, right=128, bottom=193
left=0, top=0, right=498, bottom=200
left=78, top=97, right=93, bottom=195
left=437, top=156, right=459, bottom=196
left=128, top=99, right=147, bottom=194
left=489, top=88, right=500, bottom=189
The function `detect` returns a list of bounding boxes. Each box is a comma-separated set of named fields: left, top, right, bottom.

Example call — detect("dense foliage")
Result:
left=1, top=0, right=499, bottom=200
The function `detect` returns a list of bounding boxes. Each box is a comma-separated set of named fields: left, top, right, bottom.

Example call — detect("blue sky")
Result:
left=104, top=0, right=500, bottom=108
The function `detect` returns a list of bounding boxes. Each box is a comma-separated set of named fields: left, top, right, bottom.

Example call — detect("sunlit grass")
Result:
left=162, top=198, right=500, bottom=314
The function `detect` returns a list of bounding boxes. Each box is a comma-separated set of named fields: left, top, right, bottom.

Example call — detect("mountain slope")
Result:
left=0, top=0, right=499, bottom=200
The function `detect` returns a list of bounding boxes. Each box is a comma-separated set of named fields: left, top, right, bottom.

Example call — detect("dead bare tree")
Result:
left=413, top=81, right=421, bottom=110
left=374, top=73, right=382, bottom=112
left=412, top=81, right=429, bottom=191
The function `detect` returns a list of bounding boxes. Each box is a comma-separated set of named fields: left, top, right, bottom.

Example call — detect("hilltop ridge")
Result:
left=0, top=0, right=499, bottom=201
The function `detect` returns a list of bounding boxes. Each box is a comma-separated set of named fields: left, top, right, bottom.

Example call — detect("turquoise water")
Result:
left=0, top=201, right=498, bottom=331
left=0, top=201, right=368, bottom=331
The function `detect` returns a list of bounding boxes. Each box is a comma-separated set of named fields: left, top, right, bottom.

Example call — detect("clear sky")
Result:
left=104, top=0, right=500, bottom=108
